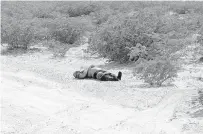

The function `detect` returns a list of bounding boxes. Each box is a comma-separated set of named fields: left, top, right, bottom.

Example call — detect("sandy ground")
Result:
left=1, top=39, right=203, bottom=134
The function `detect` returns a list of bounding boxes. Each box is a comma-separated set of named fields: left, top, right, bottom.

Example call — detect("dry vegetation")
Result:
left=1, top=1, right=203, bottom=133
left=1, top=1, right=203, bottom=85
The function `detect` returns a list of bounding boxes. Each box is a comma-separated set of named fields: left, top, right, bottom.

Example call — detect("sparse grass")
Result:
left=133, top=57, right=178, bottom=86
left=1, top=1, right=94, bottom=56
left=1, top=1, right=203, bottom=85
left=87, top=1, right=203, bottom=86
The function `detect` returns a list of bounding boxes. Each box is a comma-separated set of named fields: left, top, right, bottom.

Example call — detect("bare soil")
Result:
left=1, top=39, right=203, bottom=134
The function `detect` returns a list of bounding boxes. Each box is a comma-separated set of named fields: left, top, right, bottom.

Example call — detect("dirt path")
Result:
left=1, top=69, right=183, bottom=134
left=1, top=38, right=203, bottom=134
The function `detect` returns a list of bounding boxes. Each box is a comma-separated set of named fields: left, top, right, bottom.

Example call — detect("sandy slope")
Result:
left=1, top=39, right=203, bottom=134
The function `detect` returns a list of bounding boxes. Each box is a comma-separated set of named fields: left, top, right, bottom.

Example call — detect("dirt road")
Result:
left=1, top=41, right=203, bottom=134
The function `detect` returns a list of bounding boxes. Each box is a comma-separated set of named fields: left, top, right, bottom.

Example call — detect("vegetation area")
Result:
left=1, top=1, right=203, bottom=86
left=1, top=1, right=96, bottom=56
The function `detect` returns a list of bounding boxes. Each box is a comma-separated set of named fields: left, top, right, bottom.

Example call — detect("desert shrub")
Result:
left=1, top=44, right=12, bottom=55
left=198, top=89, right=203, bottom=105
left=92, top=8, right=113, bottom=25
left=127, top=43, right=152, bottom=62
left=1, top=2, right=85, bottom=57
left=89, top=9, right=161, bottom=63
left=69, top=4, right=97, bottom=17
left=56, top=2, right=99, bottom=17
left=33, top=11, right=54, bottom=19
left=30, top=16, right=84, bottom=43
left=49, top=24, right=81, bottom=44
left=89, top=2, right=202, bottom=63
left=27, top=18, right=51, bottom=41
left=1, top=20, right=34, bottom=49
left=1, top=2, right=35, bottom=49
left=42, top=39, right=72, bottom=57
left=41, top=18, right=82, bottom=57
left=156, top=13, right=202, bottom=39
left=91, top=1, right=134, bottom=25
left=174, top=7, right=189, bottom=14
left=191, top=2, right=203, bottom=14
left=27, top=2, right=60, bottom=19
left=198, top=26, right=203, bottom=44
left=161, top=38, right=187, bottom=60
left=1, top=2, right=42, bottom=49
left=134, top=57, right=178, bottom=86
left=166, top=1, right=203, bottom=14
left=131, top=39, right=181, bottom=86
left=33, top=27, right=50, bottom=41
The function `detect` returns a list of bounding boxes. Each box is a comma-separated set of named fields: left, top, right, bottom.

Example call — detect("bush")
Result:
left=198, top=89, right=203, bottom=105
left=1, top=44, right=11, bottom=55
left=89, top=9, right=161, bottom=63
left=56, top=2, right=99, bottom=17
left=1, top=2, right=85, bottom=56
left=1, top=21, right=34, bottom=49
left=29, top=16, right=84, bottom=44
left=92, top=8, right=112, bottom=25
left=69, top=4, right=97, bottom=17
left=198, top=26, right=203, bottom=44
left=42, top=39, right=72, bottom=57
left=127, top=43, right=151, bottom=61
left=34, top=11, right=54, bottom=19
left=134, top=57, right=178, bottom=86
left=50, top=24, right=81, bottom=44
left=88, top=2, right=202, bottom=63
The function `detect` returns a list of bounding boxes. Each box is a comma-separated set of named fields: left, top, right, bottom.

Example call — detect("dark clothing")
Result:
left=93, top=70, right=106, bottom=79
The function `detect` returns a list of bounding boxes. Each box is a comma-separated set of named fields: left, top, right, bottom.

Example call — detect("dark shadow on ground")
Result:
left=1, top=48, right=41, bottom=56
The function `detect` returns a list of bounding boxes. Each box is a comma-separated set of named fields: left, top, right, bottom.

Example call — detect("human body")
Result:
left=73, top=65, right=122, bottom=81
